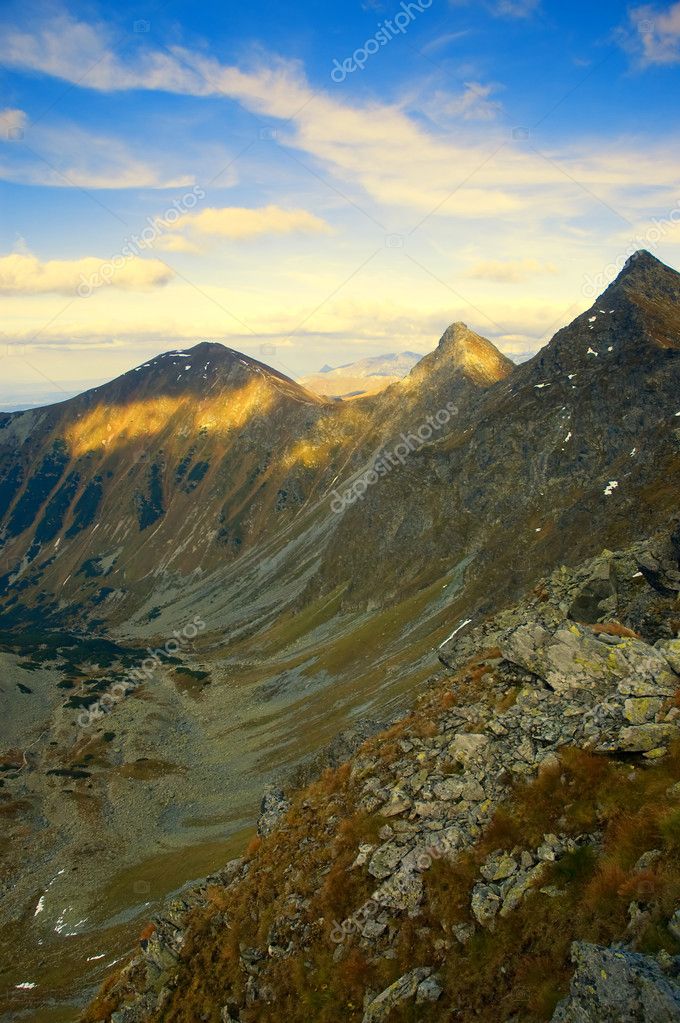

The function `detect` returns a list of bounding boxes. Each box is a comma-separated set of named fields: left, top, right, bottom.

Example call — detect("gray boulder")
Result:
left=551, top=942, right=680, bottom=1022
left=257, top=786, right=290, bottom=837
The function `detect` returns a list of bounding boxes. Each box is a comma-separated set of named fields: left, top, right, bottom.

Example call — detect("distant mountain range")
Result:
left=1, top=250, right=679, bottom=1020
left=299, top=350, right=423, bottom=398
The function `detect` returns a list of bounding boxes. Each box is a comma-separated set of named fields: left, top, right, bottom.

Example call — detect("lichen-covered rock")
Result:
left=551, top=942, right=680, bottom=1022
left=471, top=884, right=501, bottom=927
left=367, top=842, right=404, bottom=881
left=657, top=638, right=680, bottom=675
left=257, top=786, right=290, bottom=837
left=362, top=967, right=432, bottom=1023
left=447, top=733, right=489, bottom=765
left=480, top=851, right=518, bottom=882
left=616, top=724, right=677, bottom=753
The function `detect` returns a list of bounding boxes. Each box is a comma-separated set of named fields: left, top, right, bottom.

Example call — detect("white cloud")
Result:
left=494, top=0, right=540, bottom=16
left=0, top=251, right=173, bottom=295
left=3, top=12, right=680, bottom=220
left=0, top=117, right=197, bottom=190
left=0, top=108, right=26, bottom=139
left=419, top=31, right=471, bottom=55
left=467, top=258, right=558, bottom=282
left=428, top=82, right=503, bottom=122
left=626, top=3, right=680, bottom=65
left=162, top=205, right=332, bottom=242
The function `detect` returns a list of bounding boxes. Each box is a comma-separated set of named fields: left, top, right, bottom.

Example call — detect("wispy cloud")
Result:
left=467, top=258, right=558, bottom=282
left=493, top=0, right=540, bottom=17
left=624, top=2, right=680, bottom=66
left=0, top=118, right=198, bottom=189
left=427, top=81, right=503, bottom=121
left=3, top=11, right=678, bottom=225
left=419, top=31, right=470, bottom=55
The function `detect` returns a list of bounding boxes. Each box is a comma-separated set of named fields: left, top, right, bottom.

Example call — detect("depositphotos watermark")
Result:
left=330, top=401, right=458, bottom=513
left=331, top=0, right=433, bottom=82
left=77, top=615, right=206, bottom=729
left=77, top=186, right=205, bottom=298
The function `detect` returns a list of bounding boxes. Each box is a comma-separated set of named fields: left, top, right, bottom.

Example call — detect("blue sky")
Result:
left=1, top=0, right=680, bottom=406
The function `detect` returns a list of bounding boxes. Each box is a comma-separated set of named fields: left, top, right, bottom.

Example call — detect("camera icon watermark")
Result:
left=260, top=343, right=277, bottom=358
left=133, top=879, right=151, bottom=895
left=259, top=127, right=278, bottom=141
left=385, top=234, right=404, bottom=249
left=2, top=343, right=27, bottom=357
left=133, top=19, right=150, bottom=33
left=512, top=126, right=531, bottom=141
left=6, top=126, right=24, bottom=141
left=638, top=18, right=655, bottom=33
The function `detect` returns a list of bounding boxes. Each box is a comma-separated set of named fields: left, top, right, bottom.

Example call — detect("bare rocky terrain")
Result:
left=1, top=250, right=679, bottom=1020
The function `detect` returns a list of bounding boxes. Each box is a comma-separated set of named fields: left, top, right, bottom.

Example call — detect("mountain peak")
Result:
left=407, top=321, right=514, bottom=388
left=622, top=249, right=666, bottom=273
left=605, top=249, right=680, bottom=299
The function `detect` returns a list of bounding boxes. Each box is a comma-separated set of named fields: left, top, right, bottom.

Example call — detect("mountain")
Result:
left=404, top=321, right=513, bottom=388
left=300, top=350, right=422, bottom=399
left=1, top=252, right=679, bottom=1020
left=81, top=523, right=680, bottom=1023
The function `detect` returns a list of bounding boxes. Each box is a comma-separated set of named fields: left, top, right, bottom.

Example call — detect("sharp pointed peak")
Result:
left=606, top=249, right=679, bottom=294
left=406, top=321, right=513, bottom=388
left=622, top=249, right=666, bottom=272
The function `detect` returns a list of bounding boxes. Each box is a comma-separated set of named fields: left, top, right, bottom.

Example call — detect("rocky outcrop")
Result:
left=257, top=786, right=290, bottom=837
left=552, top=942, right=680, bottom=1022
left=82, top=528, right=680, bottom=1023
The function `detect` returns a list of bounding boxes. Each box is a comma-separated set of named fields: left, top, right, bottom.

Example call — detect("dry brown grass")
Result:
left=588, top=622, right=641, bottom=639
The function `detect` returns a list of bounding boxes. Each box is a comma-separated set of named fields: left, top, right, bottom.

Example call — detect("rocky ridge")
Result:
left=83, top=522, right=680, bottom=1023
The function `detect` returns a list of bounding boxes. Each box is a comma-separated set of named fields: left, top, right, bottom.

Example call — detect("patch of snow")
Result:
left=15, top=982, right=36, bottom=990
left=33, top=896, right=45, bottom=917
left=564, top=431, right=572, bottom=442
left=185, top=365, right=191, bottom=370
left=588, top=316, right=597, bottom=322
left=604, top=480, right=619, bottom=496
left=607, top=346, right=613, bottom=352
left=535, top=382, right=550, bottom=389
left=633, top=571, right=643, bottom=578
left=439, top=619, right=472, bottom=648
left=675, top=412, right=680, bottom=417
left=535, top=527, right=542, bottom=532
left=631, top=447, right=637, bottom=456
left=568, top=373, right=576, bottom=379
left=87, top=953, right=106, bottom=962
left=587, top=347, right=598, bottom=356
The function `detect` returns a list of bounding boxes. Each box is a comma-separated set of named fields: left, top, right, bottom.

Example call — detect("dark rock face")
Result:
left=551, top=942, right=680, bottom=1022
left=0, top=251, right=679, bottom=631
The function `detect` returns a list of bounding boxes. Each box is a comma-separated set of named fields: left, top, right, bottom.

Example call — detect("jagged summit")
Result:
left=406, top=321, right=514, bottom=388
left=622, top=248, right=668, bottom=274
